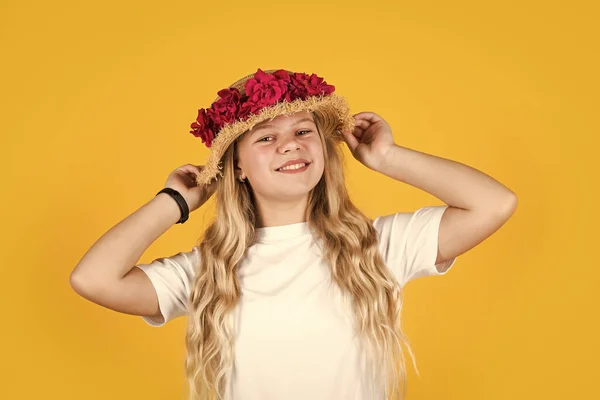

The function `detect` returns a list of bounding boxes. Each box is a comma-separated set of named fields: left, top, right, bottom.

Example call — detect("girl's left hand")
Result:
left=340, top=112, right=396, bottom=171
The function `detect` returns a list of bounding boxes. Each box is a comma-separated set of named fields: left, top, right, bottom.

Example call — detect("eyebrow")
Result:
left=250, top=117, right=316, bottom=135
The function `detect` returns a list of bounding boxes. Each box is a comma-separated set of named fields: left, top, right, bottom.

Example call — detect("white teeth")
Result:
left=278, top=163, right=307, bottom=171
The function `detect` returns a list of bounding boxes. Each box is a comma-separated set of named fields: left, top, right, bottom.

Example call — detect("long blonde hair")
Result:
left=185, top=109, right=418, bottom=400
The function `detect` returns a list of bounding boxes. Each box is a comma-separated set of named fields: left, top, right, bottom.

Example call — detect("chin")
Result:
left=271, top=178, right=320, bottom=198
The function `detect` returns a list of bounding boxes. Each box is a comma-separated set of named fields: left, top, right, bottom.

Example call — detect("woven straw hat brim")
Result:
left=194, top=70, right=355, bottom=186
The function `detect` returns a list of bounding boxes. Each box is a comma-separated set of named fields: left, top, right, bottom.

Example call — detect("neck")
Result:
left=254, top=194, right=309, bottom=228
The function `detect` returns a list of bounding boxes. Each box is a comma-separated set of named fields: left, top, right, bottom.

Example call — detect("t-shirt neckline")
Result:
left=255, top=221, right=311, bottom=243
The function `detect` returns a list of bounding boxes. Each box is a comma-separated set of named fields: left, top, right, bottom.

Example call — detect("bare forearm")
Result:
left=71, top=193, right=181, bottom=283
left=377, top=145, right=516, bottom=211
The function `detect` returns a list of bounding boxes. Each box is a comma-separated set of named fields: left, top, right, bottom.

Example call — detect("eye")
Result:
left=257, top=130, right=312, bottom=142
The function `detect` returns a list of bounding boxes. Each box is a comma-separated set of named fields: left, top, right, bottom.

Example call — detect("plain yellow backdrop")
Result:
left=1, top=0, right=598, bottom=399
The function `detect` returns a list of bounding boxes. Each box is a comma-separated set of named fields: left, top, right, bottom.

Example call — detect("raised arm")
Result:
left=69, top=164, right=216, bottom=321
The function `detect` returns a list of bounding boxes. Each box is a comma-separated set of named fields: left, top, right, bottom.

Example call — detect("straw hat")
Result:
left=190, top=68, right=356, bottom=186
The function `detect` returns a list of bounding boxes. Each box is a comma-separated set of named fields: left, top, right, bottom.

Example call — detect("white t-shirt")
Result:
left=136, top=205, right=456, bottom=399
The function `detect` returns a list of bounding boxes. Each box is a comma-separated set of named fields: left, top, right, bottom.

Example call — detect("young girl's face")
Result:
left=235, top=110, right=325, bottom=201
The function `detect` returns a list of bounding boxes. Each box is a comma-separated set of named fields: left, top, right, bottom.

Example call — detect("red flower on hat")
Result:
left=190, top=108, right=220, bottom=147
left=190, top=69, right=336, bottom=148
left=190, top=88, right=247, bottom=147
left=244, top=69, right=292, bottom=113
left=290, top=72, right=335, bottom=99
left=212, top=88, right=244, bottom=124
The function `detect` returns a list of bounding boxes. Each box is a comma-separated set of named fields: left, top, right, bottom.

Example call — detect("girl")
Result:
left=70, top=68, right=517, bottom=400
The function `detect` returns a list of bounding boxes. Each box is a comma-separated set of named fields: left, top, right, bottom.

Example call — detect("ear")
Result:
left=234, top=164, right=245, bottom=179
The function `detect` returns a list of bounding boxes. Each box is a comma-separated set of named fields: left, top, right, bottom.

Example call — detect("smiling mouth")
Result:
left=276, top=162, right=311, bottom=172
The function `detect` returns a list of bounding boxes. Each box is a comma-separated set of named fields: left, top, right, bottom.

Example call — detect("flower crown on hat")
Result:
left=190, top=68, right=335, bottom=147
left=189, top=68, right=355, bottom=186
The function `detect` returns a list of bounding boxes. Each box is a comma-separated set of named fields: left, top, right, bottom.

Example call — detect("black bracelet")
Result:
left=156, top=188, right=189, bottom=224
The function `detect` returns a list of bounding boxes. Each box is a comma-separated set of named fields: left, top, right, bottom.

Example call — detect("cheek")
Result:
left=247, top=151, right=273, bottom=173
left=310, top=141, right=325, bottom=161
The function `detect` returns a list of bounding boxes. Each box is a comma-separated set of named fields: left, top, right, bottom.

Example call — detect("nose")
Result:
left=278, top=135, right=301, bottom=153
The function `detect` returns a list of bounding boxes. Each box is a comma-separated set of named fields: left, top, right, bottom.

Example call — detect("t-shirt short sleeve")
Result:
left=373, top=205, right=456, bottom=288
left=134, top=246, right=200, bottom=327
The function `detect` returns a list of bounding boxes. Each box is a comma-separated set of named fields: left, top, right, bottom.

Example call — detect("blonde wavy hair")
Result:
left=185, top=109, right=419, bottom=400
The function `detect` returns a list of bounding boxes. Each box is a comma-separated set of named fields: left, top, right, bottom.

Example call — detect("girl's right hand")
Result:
left=164, top=164, right=217, bottom=213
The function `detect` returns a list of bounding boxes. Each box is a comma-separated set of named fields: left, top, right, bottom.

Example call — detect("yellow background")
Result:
left=1, top=0, right=598, bottom=399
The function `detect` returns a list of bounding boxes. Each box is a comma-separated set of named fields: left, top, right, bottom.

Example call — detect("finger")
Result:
left=341, top=124, right=364, bottom=138
left=178, top=164, right=195, bottom=172
left=353, top=112, right=382, bottom=124
left=341, top=129, right=359, bottom=152
left=354, top=119, right=370, bottom=131
left=181, top=164, right=203, bottom=174
left=179, top=168, right=198, bottom=178
left=352, top=128, right=365, bottom=140
left=351, top=123, right=367, bottom=139
left=178, top=166, right=201, bottom=181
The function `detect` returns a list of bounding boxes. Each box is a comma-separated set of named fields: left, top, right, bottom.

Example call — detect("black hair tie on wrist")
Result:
left=156, top=187, right=189, bottom=224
